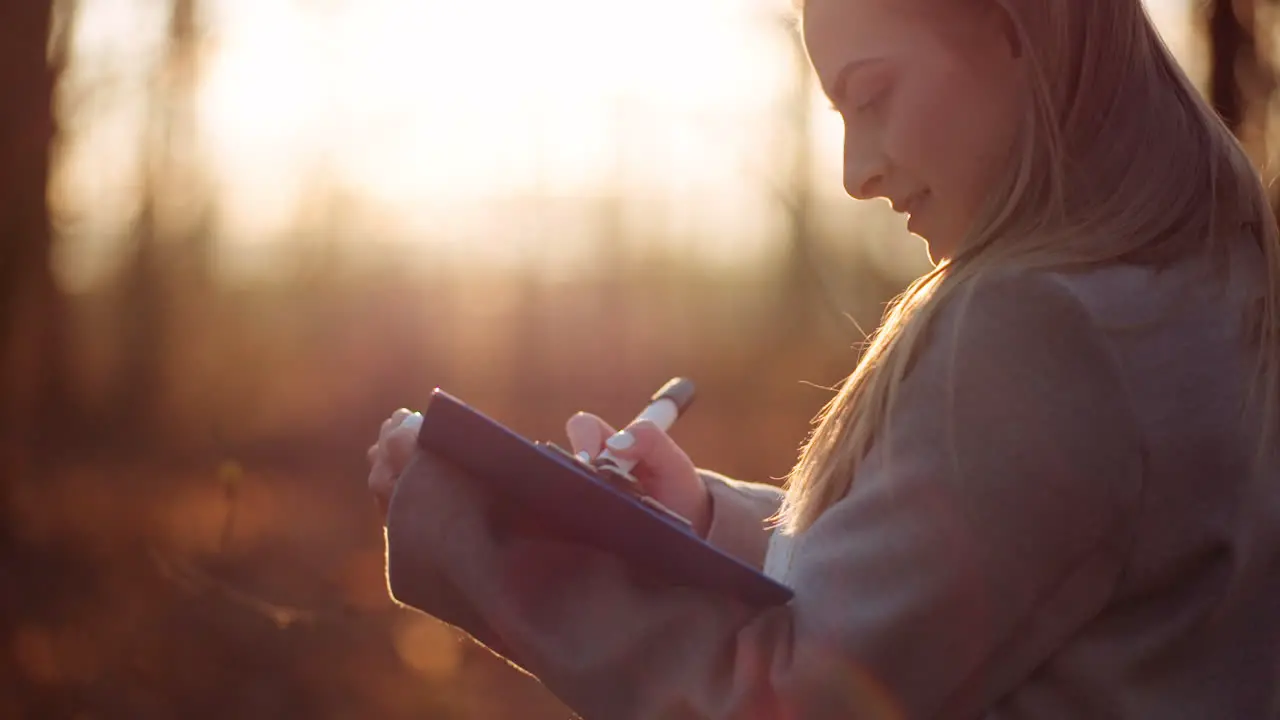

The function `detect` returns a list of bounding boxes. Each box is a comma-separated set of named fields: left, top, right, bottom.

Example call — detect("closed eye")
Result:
left=855, top=86, right=889, bottom=113
left=828, top=57, right=889, bottom=116
left=831, top=85, right=889, bottom=116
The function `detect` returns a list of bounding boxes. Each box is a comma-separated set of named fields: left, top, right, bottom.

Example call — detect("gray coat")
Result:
left=384, top=243, right=1279, bottom=719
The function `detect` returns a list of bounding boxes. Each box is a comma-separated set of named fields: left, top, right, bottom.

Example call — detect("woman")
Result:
left=367, top=0, right=1280, bottom=716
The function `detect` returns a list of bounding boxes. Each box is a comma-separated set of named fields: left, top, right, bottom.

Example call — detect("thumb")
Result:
left=384, top=415, right=421, bottom=474
left=566, top=411, right=617, bottom=461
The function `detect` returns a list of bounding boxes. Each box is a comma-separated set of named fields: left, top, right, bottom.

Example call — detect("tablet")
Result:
left=415, top=388, right=795, bottom=607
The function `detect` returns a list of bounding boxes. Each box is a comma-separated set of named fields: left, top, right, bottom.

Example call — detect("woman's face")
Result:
left=803, top=0, right=1026, bottom=261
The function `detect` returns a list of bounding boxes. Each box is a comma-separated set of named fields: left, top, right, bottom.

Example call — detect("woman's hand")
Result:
left=565, top=412, right=711, bottom=537
left=367, top=408, right=421, bottom=521
left=367, top=406, right=713, bottom=536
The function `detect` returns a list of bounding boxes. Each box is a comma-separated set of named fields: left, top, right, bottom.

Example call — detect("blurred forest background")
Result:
left=0, top=0, right=1271, bottom=717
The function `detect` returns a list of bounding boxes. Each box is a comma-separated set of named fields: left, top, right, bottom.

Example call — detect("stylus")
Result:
left=592, top=377, right=696, bottom=476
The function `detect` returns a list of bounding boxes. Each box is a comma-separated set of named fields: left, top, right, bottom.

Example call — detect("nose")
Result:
left=843, top=131, right=888, bottom=200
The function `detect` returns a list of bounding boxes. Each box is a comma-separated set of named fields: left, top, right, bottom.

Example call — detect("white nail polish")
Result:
left=605, top=431, right=635, bottom=451
left=575, top=450, right=592, bottom=464
left=399, top=413, right=423, bottom=431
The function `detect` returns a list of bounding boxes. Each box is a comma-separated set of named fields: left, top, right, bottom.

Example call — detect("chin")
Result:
left=913, top=228, right=950, bottom=266
left=913, top=223, right=958, bottom=266
left=925, top=236, right=975, bottom=268
left=924, top=243, right=945, bottom=266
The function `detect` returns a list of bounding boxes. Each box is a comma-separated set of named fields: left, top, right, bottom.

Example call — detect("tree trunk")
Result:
left=0, top=0, right=59, bottom=521
left=0, top=0, right=62, bottom=709
left=1208, top=0, right=1250, bottom=134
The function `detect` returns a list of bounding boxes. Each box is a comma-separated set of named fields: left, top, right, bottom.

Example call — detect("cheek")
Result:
left=884, top=73, right=1020, bottom=222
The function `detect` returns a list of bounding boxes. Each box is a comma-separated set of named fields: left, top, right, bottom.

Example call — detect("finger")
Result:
left=604, top=420, right=694, bottom=485
left=565, top=412, right=616, bottom=460
left=367, top=443, right=383, bottom=465
left=380, top=410, right=411, bottom=436
left=384, top=425, right=418, bottom=475
left=368, top=460, right=395, bottom=506
left=379, top=409, right=413, bottom=442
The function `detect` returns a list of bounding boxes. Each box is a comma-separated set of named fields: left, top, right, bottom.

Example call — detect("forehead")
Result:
left=801, top=0, right=935, bottom=90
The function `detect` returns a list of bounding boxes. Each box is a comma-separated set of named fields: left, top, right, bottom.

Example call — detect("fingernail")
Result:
left=575, top=450, right=592, bottom=464
left=399, top=413, right=423, bottom=431
left=605, top=431, right=635, bottom=451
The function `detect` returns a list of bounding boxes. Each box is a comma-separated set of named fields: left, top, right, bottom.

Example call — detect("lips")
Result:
left=901, top=190, right=930, bottom=216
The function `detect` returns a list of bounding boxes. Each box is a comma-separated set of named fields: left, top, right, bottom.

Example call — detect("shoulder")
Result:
left=918, top=267, right=1125, bottom=384
left=903, top=267, right=1144, bottom=506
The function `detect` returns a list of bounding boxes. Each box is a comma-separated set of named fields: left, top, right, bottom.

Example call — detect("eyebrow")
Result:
left=830, top=58, right=886, bottom=107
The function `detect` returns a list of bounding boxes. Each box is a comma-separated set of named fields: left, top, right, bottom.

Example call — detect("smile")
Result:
left=902, top=190, right=930, bottom=216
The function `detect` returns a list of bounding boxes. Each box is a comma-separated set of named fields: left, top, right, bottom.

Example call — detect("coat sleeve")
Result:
left=699, top=470, right=785, bottom=570
left=383, top=272, right=1145, bottom=719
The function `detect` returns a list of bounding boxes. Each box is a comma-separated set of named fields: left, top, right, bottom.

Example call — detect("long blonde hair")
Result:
left=777, top=0, right=1280, bottom=534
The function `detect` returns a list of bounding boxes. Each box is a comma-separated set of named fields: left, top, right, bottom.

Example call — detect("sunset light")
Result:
left=193, top=0, right=806, bottom=263
left=57, top=0, right=1198, bottom=280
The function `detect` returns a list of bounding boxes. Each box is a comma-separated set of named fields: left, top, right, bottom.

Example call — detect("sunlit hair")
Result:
left=777, top=0, right=1280, bottom=533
